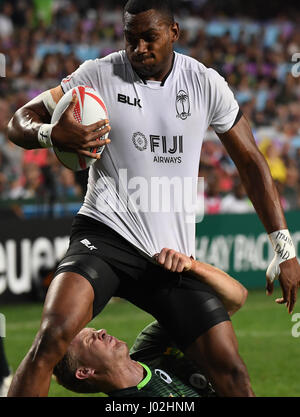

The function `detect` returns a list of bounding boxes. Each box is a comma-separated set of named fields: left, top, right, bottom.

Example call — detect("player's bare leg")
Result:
left=8, top=273, right=94, bottom=397
left=185, top=321, right=255, bottom=397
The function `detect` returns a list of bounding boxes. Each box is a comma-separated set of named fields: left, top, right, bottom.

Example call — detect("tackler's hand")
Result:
left=153, top=248, right=193, bottom=273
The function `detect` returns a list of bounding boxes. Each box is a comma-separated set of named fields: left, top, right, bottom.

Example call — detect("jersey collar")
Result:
left=137, top=362, right=152, bottom=390
left=160, top=52, right=175, bottom=87
left=107, top=362, right=152, bottom=397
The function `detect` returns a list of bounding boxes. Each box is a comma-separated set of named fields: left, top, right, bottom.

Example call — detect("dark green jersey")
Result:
left=108, top=321, right=216, bottom=398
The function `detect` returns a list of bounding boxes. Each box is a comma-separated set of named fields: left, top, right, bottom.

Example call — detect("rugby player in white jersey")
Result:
left=7, top=0, right=300, bottom=397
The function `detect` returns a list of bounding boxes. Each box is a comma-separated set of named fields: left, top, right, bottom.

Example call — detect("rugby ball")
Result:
left=51, top=85, right=109, bottom=171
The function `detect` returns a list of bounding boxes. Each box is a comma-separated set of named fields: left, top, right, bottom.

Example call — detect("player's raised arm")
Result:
left=7, top=86, right=110, bottom=158
left=217, top=115, right=300, bottom=314
left=154, top=248, right=248, bottom=316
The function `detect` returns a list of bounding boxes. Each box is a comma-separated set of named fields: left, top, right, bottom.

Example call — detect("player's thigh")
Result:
left=185, top=321, right=253, bottom=396
left=47, top=253, right=121, bottom=328
left=184, top=320, right=240, bottom=371
left=123, top=273, right=230, bottom=352
left=29, top=253, right=121, bottom=364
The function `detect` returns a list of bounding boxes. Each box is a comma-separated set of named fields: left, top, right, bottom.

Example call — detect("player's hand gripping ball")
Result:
left=51, top=85, right=109, bottom=171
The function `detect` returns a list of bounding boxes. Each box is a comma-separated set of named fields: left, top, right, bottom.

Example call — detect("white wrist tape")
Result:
left=269, top=229, right=296, bottom=263
left=266, top=229, right=296, bottom=283
left=38, top=124, right=54, bottom=148
left=41, top=90, right=58, bottom=116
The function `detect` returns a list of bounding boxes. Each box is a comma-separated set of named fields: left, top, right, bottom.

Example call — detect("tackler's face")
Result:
left=124, top=9, right=179, bottom=79
left=70, top=327, right=129, bottom=375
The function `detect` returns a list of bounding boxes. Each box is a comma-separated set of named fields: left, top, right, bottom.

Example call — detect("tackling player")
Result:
left=7, top=0, right=299, bottom=397
left=53, top=249, right=248, bottom=397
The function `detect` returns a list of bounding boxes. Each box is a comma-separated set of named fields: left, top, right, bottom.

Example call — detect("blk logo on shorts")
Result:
left=176, top=89, right=191, bottom=120
left=80, top=239, right=97, bottom=251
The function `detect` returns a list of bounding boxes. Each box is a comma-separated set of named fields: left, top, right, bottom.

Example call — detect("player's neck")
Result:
left=136, top=52, right=175, bottom=83
left=103, top=360, right=145, bottom=392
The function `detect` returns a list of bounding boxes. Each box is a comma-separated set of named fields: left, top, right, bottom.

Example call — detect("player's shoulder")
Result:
left=96, top=50, right=127, bottom=66
left=76, top=50, right=128, bottom=72
left=176, top=52, right=207, bottom=73
left=176, top=52, right=224, bottom=84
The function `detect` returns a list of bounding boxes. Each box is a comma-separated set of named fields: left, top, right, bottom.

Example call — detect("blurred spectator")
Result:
left=8, top=162, right=46, bottom=200
left=220, top=177, right=254, bottom=213
left=204, top=172, right=222, bottom=214
left=56, top=167, right=82, bottom=199
left=260, top=140, right=287, bottom=183
left=33, top=0, right=53, bottom=27
left=282, top=161, right=300, bottom=210
left=0, top=3, right=13, bottom=39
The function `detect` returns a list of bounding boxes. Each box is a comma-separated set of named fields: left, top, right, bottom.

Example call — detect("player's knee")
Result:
left=225, top=358, right=253, bottom=395
left=30, top=317, right=74, bottom=364
left=212, top=356, right=252, bottom=396
left=212, top=351, right=250, bottom=386
left=226, top=357, right=249, bottom=382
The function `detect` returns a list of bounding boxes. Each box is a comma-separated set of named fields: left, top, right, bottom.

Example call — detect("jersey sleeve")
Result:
left=61, top=59, right=97, bottom=93
left=206, top=68, right=239, bottom=134
left=129, top=321, right=174, bottom=361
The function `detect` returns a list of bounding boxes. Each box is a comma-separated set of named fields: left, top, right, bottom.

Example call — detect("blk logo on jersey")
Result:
left=132, top=132, right=183, bottom=164
left=176, top=89, right=191, bottom=120
left=118, top=93, right=142, bottom=108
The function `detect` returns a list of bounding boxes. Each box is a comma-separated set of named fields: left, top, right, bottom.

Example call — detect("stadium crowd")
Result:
left=0, top=0, right=299, bottom=216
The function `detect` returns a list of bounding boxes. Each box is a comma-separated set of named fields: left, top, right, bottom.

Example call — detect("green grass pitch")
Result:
left=1, top=288, right=299, bottom=397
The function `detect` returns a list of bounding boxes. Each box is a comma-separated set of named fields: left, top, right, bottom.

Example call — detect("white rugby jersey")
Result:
left=61, top=51, right=239, bottom=257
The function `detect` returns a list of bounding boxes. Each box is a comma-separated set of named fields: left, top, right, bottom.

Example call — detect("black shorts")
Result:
left=54, top=214, right=230, bottom=351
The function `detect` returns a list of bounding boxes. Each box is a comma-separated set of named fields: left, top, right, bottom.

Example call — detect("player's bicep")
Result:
left=217, top=115, right=262, bottom=167
left=206, top=68, right=239, bottom=134
left=50, top=85, right=64, bottom=105
left=21, top=85, right=63, bottom=120
left=43, top=86, right=64, bottom=115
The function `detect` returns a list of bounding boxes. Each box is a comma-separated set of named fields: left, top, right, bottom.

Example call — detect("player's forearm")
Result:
left=7, top=104, right=50, bottom=149
left=7, top=88, right=61, bottom=150
left=189, top=260, right=248, bottom=315
left=7, top=99, right=50, bottom=149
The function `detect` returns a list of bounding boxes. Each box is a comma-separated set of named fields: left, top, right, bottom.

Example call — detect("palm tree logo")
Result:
left=176, top=90, right=191, bottom=120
